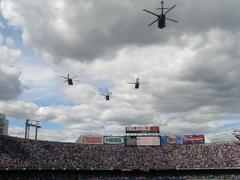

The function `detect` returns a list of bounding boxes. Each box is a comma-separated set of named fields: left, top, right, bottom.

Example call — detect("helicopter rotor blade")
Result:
left=127, top=82, right=136, bottom=84
left=60, top=76, right=68, bottom=79
left=64, top=80, right=68, bottom=82
left=148, top=18, right=159, bottom=26
left=166, top=18, right=178, bottom=23
left=164, top=5, right=176, bottom=15
left=156, top=8, right=169, bottom=10
left=143, top=9, right=159, bottom=17
left=99, top=93, right=106, bottom=97
left=73, top=80, right=80, bottom=82
left=71, top=75, right=79, bottom=79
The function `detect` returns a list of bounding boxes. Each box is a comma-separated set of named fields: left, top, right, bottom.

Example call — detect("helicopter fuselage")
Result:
left=158, top=14, right=166, bottom=28
left=106, top=95, right=110, bottom=101
left=135, top=83, right=140, bottom=89
left=68, top=79, right=73, bottom=85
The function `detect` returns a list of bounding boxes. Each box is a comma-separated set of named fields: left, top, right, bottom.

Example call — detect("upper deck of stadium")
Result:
left=0, top=135, right=240, bottom=171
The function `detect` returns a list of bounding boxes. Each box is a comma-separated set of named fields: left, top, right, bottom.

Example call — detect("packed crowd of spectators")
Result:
left=0, top=135, right=240, bottom=171
left=1, top=171, right=240, bottom=180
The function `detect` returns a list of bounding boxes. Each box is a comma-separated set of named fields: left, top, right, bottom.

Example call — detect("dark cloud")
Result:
left=0, top=68, right=23, bottom=100
left=0, top=36, right=23, bottom=100
left=3, top=0, right=240, bottom=62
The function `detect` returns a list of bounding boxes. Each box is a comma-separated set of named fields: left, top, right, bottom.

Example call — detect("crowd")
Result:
left=0, top=136, right=240, bottom=171
left=1, top=171, right=240, bottom=180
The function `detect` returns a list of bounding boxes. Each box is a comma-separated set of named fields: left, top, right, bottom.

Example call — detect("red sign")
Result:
left=80, top=136, right=103, bottom=144
left=126, top=126, right=160, bottom=134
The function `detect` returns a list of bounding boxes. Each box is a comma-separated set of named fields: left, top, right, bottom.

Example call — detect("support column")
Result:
left=35, top=127, right=38, bottom=140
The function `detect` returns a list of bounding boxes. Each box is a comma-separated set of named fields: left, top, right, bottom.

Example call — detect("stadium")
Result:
left=1, top=127, right=240, bottom=179
left=1, top=0, right=240, bottom=179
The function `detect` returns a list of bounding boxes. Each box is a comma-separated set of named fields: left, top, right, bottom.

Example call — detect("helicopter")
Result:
left=60, top=74, right=80, bottom=85
left=143, top=0, right=177, bottom=29
left=99, top=91, right=112, bottom=101
left=128, top=78, right=148, bottom=89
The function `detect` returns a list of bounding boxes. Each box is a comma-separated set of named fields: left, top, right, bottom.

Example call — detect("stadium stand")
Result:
left=1, top=135, right=240, bottom=179
left=1, top=135, right=240, bottom=170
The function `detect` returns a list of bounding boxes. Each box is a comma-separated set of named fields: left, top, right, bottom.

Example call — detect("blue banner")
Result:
left=160, top=135, right=183, bottom=145
left=182, top=135, right=205, bottom=144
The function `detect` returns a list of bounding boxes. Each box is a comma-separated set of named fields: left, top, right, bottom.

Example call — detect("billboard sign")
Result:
left=26, top=119, right=41, bottom=128
left=182, top=135, right=205, bottom=144
left=126, top=126, right=160, bottom=134
left=136, top=136, right=160, bottom=146
left=80, top=136, right=103, bottom=144
left=104, top=136, right=124, bottom=145
left=125, top=136, right=137, bottom=146
left=161, top=135, right=183, bottom=145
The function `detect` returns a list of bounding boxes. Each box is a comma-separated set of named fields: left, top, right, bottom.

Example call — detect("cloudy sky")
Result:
left=0, top=0, right=240, bottom=142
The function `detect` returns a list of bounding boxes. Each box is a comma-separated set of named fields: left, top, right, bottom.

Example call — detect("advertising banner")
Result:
left=125, top=136, right=137, bottom=146
left=136, top=136, right=160, bottom=146
left=80, top=136, right=103, bottom=144
left=182, top=135, right=205, bottom=144
left=104, top=136, right=124, bottom=145
left=160, top=135, right=183, bottom=145
left=126, top=126, right=160, bottom=134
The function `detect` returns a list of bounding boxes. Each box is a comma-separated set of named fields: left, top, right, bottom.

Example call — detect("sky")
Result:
left=0, top=0, right=240, bottom=142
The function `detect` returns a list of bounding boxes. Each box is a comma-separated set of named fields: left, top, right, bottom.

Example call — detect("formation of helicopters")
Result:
left=60, top=75, right=148, bottom=101
left=57, top=1, right=178, bottom=101
left=5, top=1, right=177, bottom=102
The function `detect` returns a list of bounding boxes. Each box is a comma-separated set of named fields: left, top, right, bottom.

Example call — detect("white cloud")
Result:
left=5, top=37, right=16, bottom=48
left=8, top=126, right=79, bottom=142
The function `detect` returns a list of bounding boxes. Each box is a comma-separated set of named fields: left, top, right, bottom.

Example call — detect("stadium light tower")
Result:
left=233, top=130, right=240, bottom=141
left=25, top=119, right=41, bottom=140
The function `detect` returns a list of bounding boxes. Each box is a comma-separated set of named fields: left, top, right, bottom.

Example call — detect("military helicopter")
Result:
left=143, top=0, right=177, bottom=29
left=100, top=91, right=112, bottom=101
left=60, top=74, right=80, bottom=85
left=128, top=78, right=148, bottom=89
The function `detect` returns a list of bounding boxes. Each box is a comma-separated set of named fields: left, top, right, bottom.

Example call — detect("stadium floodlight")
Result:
left=233, top=130, right=240, bottom=140
left=25, top=119, right=42, bottom=140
